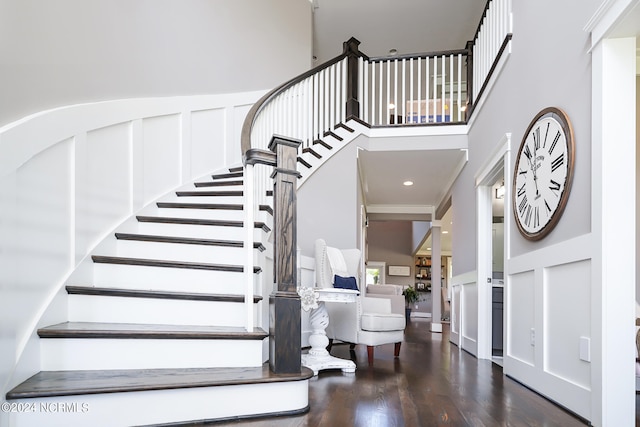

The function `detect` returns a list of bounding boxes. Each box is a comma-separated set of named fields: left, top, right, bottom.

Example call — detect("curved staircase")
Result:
left=5, top=167, right=312, bottom=426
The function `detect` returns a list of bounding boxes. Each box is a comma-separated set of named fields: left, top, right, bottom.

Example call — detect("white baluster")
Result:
left=358, top=57, right=364, bottom=120
left=449, top=54, right=453, bottom=123
left=402, top=58, right=406, bottom=123
left=385, top=59, right=390, bottom=125
left=441, top=55, right=445, bottom=122
left=340, top=58, right=344, bottom=123
left=378, top=60, right=383, bottom=125
left=409, top=57, right=414, bottom=123
left=425, top=56, right=430, bottom=122
left=371, top=61, right=376, bottom=125
left=417, top=57, right=422, bottom=123
left=244, top=163, right=255, bottom=331
left=393, top=59, right=398, bottom=125
left=432, top=55, right=437, bottom=123
left=457, top=53, right=462, bottom=122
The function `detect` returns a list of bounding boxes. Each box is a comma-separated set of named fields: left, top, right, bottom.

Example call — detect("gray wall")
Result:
left=298, top=141, right=361, bottom=257
left=367, top=220, right=415, bottom=287
left=451, top=0, right=599, bottom=275
left=0, top=0, right=312, bottom=126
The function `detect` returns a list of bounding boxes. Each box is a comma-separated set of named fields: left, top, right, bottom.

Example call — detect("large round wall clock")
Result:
left=513, top=107, right=575, bottom=241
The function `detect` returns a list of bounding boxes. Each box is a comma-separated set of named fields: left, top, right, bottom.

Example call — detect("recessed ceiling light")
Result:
left=389, top=48, right=398, bottom=55
left=388, top=103, right=396, bottom=110
left=403, top=181, right=414, bottom=186
left=442, top=230, right=449, bottom=234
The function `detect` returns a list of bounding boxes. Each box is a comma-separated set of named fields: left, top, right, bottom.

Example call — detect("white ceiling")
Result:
left=312, top=0, right=489, bottom=63
left=358, top=149, right=467, bottom=207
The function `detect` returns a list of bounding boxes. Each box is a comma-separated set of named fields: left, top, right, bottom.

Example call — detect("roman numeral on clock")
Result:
left=518, top=195, right=528, bottom=215
left=549, top=130, right=561, bottom=154
left=549, top=179, right=561, bottom=196
left=551, top=154, right=564, bottom=172
left=543, top=122, right=550, bottom=148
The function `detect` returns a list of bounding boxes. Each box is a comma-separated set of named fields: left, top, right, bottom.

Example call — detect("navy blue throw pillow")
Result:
left=333, top=275, right=358, bottom=290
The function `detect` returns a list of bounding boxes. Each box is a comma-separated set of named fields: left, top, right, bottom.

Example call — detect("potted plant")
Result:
left=402, top=286, right=420, bottom=321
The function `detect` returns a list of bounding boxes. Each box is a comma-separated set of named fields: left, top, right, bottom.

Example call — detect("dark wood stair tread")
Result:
left=156, top=202, right=272, bottom=215
left=135, top=216, right=271, bottom=232
left=6, top=364, right=313, bottom=400
left=66, top=286, right=262, bottom=303
left=114, top=233, right=265, bottom=251
left=38, top=322, right=268, bottom=340
left=211, top=171, right=243, bottom=179
left=303, top=147, right=322, bottom=159
left=313, top=139, right=333, bottom=150
left=323, top=130, right=343, bottom=141
left=91, top=255, right=261, bottom=273
left=176, top=190, right=243, bottom=197
left=335, top=122, right=354, bottom=133
left=194, top=180, right=243, bottom=187
left=297, top=156, right=312, bottom=169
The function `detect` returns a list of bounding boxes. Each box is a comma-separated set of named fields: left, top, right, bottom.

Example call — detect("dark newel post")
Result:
left=344, top=37, right=361, bottom=120
left=465, top=40, right=474, bottom=120
left=268, top=135, right=302, bottom=374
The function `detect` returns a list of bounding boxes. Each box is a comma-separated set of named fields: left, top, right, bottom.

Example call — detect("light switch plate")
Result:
left=579, top=336, right=591, bottom=362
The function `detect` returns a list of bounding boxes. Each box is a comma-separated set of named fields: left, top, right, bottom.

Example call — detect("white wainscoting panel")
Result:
left=505, top=233, right=593, bottom=420
left=449, top=271, right=476, bottom=352
left=191, top=108, right=226, bottom=180
left=77, top=123, right=132, bottom=257
left=544, top=259, right=592, bottom=389
left=508, top=269, right=535, bottom=366
left=451, top=285, right=462, bottom=346
left=142, top=114, right=182, bottom=204
left=461, top=282, right=478, bottom=356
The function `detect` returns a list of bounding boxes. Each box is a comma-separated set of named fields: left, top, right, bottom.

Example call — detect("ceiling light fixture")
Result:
left=388, top=103, right=396, bottom=110
left=403, top=181, right=414, bottom=186
left=442, top=230, right=449, bottom=234
left=495, top=183, right=505, bottom=199
left=389, top=48, right=398, bottom=55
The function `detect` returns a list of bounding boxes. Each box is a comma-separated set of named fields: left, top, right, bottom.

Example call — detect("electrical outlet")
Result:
left=530, top=328, right=535, bottom=346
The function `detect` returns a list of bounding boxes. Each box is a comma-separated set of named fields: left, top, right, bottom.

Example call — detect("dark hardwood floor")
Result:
left=219, top=318, right=589, bottom=427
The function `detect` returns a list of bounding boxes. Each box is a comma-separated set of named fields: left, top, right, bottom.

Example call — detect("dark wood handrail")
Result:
left=241, top=38, right=368, bottom=162
left=368, top=48, right=469, bottom=63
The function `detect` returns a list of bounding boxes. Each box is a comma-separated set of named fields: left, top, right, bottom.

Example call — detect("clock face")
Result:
left=513, top=107, right=574, bottom=240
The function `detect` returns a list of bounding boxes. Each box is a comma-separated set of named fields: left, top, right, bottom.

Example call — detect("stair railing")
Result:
left=240, top=39, right=365, bottom=338
left=467, top=0, right=513, bottom=117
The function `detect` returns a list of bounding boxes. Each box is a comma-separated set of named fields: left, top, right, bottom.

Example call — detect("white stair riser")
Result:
left=92, top=263, right=255, bottom=294
left=114, top=240, right=255, bottom=264
left=41, top=339, right=264, bottom=370
left=68, top=295, right=257, bottom=327
left=8, top=380, right=308, bottom=427
left=167, top=195, right=246, bottom=204
left=155, top=208, right=271, bottom=224
left=135, top=222, right=266, bottom=241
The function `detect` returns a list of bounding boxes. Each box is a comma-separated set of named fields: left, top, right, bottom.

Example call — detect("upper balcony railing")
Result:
left=240, top=0, right=512, bottom=339
left=361, top=49, right=470, bottom=126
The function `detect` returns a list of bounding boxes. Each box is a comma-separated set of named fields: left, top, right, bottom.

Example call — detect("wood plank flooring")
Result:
left=217, top=318, right=589, bottom=427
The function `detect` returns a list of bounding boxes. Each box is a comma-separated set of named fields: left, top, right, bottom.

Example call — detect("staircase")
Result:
left=5, top=167, right=312, bottom=426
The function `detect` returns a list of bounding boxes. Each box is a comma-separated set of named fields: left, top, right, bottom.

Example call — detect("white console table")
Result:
left=301, top=288, right=358, bottom=376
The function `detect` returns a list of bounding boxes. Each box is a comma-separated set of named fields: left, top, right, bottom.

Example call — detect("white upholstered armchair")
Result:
left=315, top=239, right=406, bottom=365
